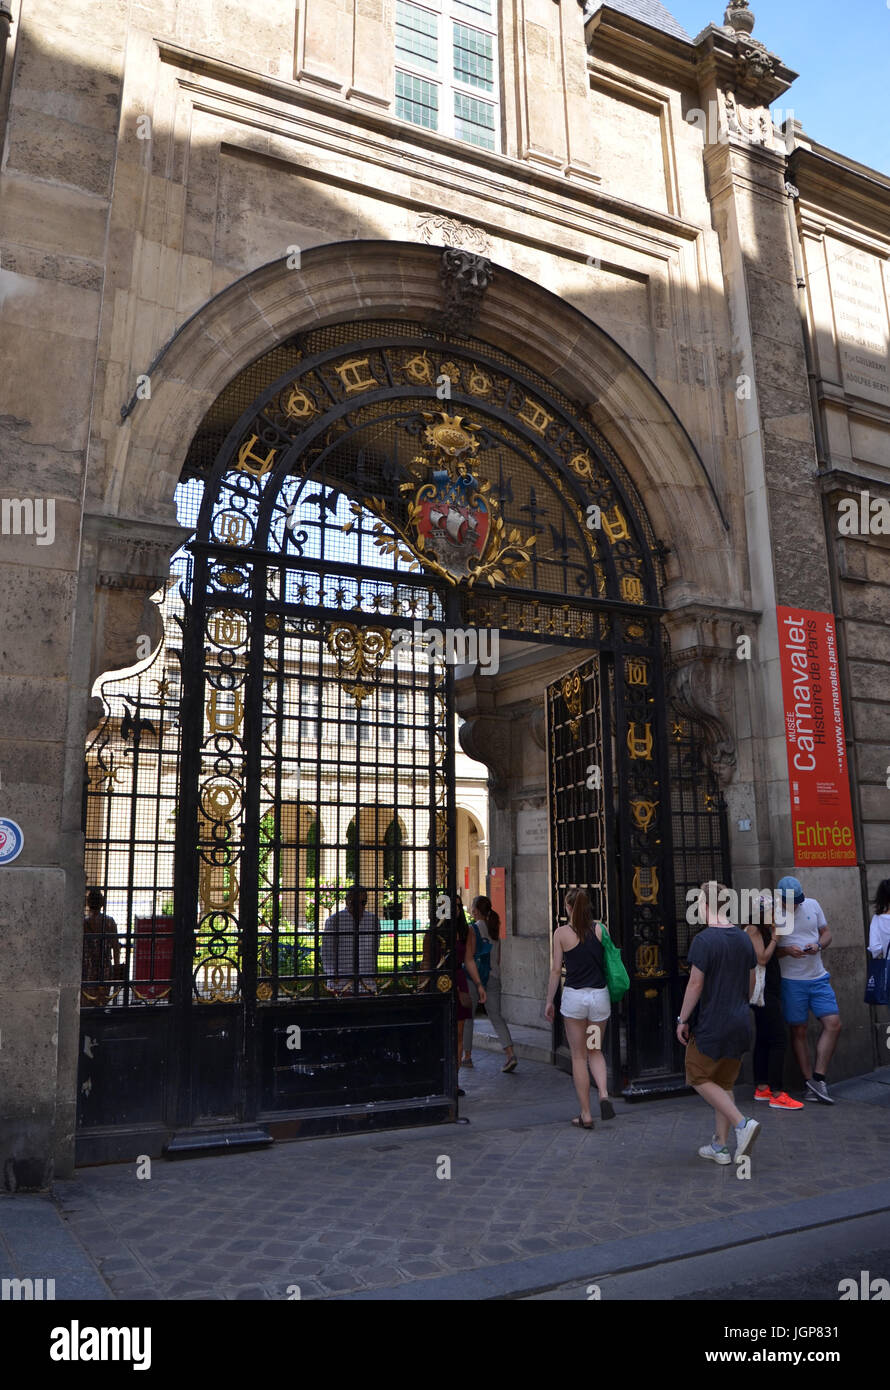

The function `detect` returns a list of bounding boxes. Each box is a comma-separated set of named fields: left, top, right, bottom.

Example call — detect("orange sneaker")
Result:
left=754, top=1086, right=773, bottom=1102
left=769, top=1091, right=804, bottom=1110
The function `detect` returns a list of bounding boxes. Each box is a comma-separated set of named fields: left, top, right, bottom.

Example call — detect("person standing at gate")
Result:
left=545, top=887, right=615, bottom=1128
left=82, top=888, right=120, bottom=1006
left=868, top=880, right=890, bottom=960
left=744, top=893, right=803, bottom=1111
left=321, top=886, right=381, bottom=995
left=461, top=895, right=518, bottom=1074
left=775, top=875, right=841, bottom=1104
left=676, top=882, right=760, bottom=1165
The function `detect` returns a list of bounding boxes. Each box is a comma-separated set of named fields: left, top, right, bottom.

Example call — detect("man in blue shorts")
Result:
left=775, top=876, right=841, bottom=1104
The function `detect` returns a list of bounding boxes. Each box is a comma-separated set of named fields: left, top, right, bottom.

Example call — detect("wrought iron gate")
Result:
left=546, top=653, right=730, bottom=1091
left=79, top=315, right=683, bottom=1159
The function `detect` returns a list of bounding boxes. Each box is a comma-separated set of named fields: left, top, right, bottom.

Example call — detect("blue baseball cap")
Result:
left=777, top=875, right=804, bottom=907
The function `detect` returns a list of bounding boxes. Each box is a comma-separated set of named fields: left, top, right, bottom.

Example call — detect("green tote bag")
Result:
left=598, top=922, right=630, bottom=1003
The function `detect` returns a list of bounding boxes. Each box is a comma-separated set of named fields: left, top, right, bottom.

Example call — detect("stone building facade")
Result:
left=0, top=0, right=887, bottom=1184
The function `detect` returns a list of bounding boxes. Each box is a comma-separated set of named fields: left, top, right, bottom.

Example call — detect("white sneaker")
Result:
left=733, top=1117, right=761, bottom=1163
left=698, top=1141, right=732, bottom=1165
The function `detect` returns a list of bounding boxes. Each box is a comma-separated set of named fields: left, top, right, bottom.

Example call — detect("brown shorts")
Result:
left=685, top=1037, right=741, bottom=1091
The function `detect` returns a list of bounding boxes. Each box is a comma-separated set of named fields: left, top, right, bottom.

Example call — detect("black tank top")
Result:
left=563, top=927, right=606, bottom=990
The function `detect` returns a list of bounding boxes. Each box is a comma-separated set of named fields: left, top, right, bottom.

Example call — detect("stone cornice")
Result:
left=818, top=469, right=890, bottom=501
left=790, top=147, right=890, bottom=244
left=692, top=23, right=796, bottom=106
left=157, top=40, right=705, bottom=247
left=583, top=7, right=695, bottom=87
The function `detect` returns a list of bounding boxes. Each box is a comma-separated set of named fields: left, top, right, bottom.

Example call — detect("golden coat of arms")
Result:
left=346, top=412, right=537, bottom=588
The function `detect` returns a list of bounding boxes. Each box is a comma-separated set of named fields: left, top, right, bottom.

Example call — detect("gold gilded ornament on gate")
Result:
left=200, top=778, right=240, bottom=823
left=630, top=798, right=659, bottom=832
left=334, top=357, right=378, bottom=393
left=517, top=398, right=554, bottom=436
left=627, top=721, right=654, bottom=760
left=620, top=574, right=645, bottom=605
left=199, top=860, right=239, bottom=911
left=236, top=435, right=278, bottom=477
left=632, top=865, right=659, bottom=905
left=282, top=385, right=319, bottom=421
left=602, top=506, right=630, bottom=543
left=326, top=622, right=392, bottom=708
left=568, top=452, right=595, bottom=482
left=208, top=610, right=247, bottom=649
left=561, top=673, right=583, bottom=742
left=467, top=365, right=492, bottom=397
left=404, top=352, right=434, bottom=385
left=217, top=511, right=251, bottom=546
left=635, top=943, right=664, bottom=978
left=626, top=657, right=649, bottom=687
left=206, top=687, right=244, bottom=737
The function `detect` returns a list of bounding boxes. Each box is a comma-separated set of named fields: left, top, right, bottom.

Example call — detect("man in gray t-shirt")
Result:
left=677, top=882, right=759, bottom=1167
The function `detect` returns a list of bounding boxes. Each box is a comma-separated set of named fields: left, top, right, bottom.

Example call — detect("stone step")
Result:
left=472, top=1020, right=554, bottom=1064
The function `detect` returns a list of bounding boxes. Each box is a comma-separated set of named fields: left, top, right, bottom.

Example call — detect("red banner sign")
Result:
left=776, top=607, right=857, bottom=867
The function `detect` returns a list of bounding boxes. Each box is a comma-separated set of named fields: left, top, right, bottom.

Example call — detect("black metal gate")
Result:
left=546, top=652, right=730, bottom=1093
left=78, top=316, right=682, bottom=1160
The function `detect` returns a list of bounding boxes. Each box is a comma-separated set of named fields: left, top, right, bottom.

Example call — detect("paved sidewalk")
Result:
left=2, top=1053, right=889, bottom=1301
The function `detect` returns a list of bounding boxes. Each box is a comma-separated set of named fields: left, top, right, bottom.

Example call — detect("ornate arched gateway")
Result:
left=78, top=309, right=728, bottom=1160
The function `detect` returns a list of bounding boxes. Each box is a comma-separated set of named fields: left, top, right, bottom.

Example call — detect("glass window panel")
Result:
left=396, top=1, right=439, bottom=72
left=395, top=69, right=439, bottom=130
left=452, top=22, right=493, bottom=91
left=453, top=90, right=496, bottom=148
left=454, top=0, right=492, bottom=20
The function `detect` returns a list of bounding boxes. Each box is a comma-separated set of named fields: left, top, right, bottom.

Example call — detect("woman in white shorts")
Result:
left=545, top=887, right=615, bottom=1129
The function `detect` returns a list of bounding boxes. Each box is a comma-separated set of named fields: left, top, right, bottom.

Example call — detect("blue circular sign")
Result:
left=0, top=818, right=24, bottom=865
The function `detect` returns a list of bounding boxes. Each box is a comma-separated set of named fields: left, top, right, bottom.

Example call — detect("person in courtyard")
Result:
left=677, top=881, right=760, bottom=1165
left=545, top=886, right=615, bottom=1129
left=420, top=900, right=487, bottom=1096
left=868, top=880, right=890, bottom=960
left=775, top=875, right=841, bottom=1104
left=453, top=901, right=487, bottom=1095
left=321, top=886, right=381, bottom=995
left=744, top=892, right=803, bottom=1111
left=461, top=894, right=518, bottom=1074
left=82, top=889, right=119, bottom=1006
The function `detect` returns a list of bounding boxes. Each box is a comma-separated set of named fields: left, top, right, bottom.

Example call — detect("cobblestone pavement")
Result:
left=44, top=1052, right=890, bottom=1300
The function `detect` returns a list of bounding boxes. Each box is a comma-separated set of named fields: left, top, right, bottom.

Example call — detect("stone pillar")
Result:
left=695, top=9, right=869, bottom=1072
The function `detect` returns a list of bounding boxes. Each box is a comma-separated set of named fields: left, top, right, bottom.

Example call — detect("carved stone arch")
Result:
left=101, top=241, right=741, bottom=618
